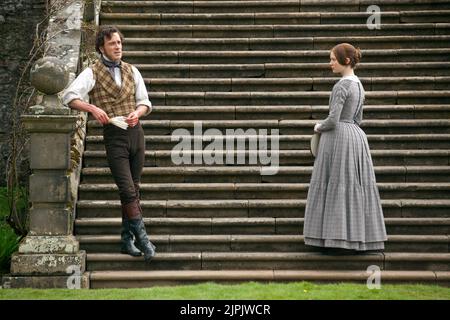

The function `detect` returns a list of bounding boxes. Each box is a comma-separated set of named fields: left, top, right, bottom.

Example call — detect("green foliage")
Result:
left=0, top=188, right=9, bottom=219
left=0, top=224, right=20, bottom=273
left=0, top=187, right=29, bottom=236
left=0, top=188, right=23, bottom=273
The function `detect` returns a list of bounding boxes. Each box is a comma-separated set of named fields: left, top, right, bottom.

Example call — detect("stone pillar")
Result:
left=3, top=57, right=88, bottom=289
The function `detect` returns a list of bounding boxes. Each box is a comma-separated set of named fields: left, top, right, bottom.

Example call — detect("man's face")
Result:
left=100, top=32, right=122, bottom=62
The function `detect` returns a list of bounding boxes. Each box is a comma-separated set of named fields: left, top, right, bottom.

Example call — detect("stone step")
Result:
left=144, top=91, right=450, bottom=106
left=115, top=23, right=450, bottom=39
left=85, top=251, right=450, bottom=271
left=85, top=134, right=450, bottom=151
left=89, top=270, right=450, bottom=288
left=140, top=77, right=450, bottom=92
left=141, top=105, right=450, bottom=120
left=85, top=0, right=450, bottom=284
left=75, top=199, right=450, bottom=219
left=123, top=35, right=450, bottom=50
left=77, top=234, right=449, bottom=253
left=135, top=62, right=450, bottom=78
left=123, top=49, right=450, bottom=64
left=102, top=0, right=305, bottom=14
left=100, top=10, right=450, bottom=25
left=74, top=217, right=450, bottom=236
left=86, top=119, right=450, bottom=136
left=101, top=0, right=450, bottom=14
left=77, top=182, right=450, bottom=200
left=80, top=165, right=450, bottom=184
left=82, top=149, right=450, bottom=167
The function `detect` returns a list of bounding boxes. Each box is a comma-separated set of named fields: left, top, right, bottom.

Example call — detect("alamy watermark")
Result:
left=367, top=5, right=381, bottom=30
left=66, top=265, right=82, bottom=289
left=366, top=265, right=382, bottom=289
left=171, top=121, right=280, bottom=175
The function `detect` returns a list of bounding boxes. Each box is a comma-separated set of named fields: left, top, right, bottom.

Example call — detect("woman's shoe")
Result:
left=320, top=248, right=357, bottom=256
left=356, top=250, right=384, bottom=255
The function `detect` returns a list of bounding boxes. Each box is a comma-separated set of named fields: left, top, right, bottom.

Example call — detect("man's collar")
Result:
left=101, top=54, right=121, bottom=68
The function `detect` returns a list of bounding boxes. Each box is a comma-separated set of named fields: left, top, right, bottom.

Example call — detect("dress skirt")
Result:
left=303, top=121, right=387, bottom=251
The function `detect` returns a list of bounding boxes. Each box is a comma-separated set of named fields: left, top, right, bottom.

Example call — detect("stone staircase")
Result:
left=75, top=0, right=450, bottom=288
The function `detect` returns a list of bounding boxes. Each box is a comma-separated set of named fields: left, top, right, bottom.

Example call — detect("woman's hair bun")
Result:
left=354, top=47, right=362, bottom=64
left=332, top=43, right=362, bottom=68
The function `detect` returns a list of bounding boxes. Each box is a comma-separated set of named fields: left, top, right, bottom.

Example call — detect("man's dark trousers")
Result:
left=103, top=122, right=145, bottom=205
left=103, top=121, right=155, bottom=261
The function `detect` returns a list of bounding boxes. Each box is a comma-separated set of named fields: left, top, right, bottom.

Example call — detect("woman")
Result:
left=303, top=43, right=387, bottom=253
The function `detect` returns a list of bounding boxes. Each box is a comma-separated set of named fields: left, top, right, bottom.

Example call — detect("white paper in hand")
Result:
left=310, top=132, right=321, bottom=158
left=109, top=116, right=129, bottom=130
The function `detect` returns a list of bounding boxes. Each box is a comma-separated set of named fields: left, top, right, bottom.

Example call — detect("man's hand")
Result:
left=68, top=100, right=110, bottom=125
left=126, top=105, right=148, bottom=127
left=91, top=105, right=110, bottom=125
left=126, top=110, right=140, bottom=127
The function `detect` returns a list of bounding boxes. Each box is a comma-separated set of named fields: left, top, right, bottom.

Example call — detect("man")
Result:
left=62, top=25, right=156, bottom=262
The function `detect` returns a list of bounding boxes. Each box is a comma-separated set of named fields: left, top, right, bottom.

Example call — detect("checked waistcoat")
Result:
left=89, top=60, right=136, bottom=118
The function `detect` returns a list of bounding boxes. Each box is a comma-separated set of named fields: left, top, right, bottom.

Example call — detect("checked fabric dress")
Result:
left=303, top=75, right=388, bottom=251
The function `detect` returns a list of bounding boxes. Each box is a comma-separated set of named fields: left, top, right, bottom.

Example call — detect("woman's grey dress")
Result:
left=303, top=75, right=387, bottom=251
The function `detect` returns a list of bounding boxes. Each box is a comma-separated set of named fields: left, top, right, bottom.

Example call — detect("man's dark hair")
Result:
left=95, top=25, right=124, bottom=54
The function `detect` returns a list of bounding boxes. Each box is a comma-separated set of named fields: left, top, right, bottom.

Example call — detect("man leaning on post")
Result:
left=62, top=25, right=156, bottom=262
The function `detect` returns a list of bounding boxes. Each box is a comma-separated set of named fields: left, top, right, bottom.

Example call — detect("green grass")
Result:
left=0, top=282, right=449, bottom=300
left=0, top=192, right=448, bottom=301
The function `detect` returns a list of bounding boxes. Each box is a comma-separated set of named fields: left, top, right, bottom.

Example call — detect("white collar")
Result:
left=341, top=75, right=360, bottom=82
left=102, top=54, right=120, bottom=64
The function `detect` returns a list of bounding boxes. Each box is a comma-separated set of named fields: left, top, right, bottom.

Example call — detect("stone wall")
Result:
left=1, top=0, right=93, bottom=289
left=0, top=0, right=46, bottom=186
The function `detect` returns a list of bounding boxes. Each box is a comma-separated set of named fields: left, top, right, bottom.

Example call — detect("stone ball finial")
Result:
left=30, top=56, right=69, bottom=95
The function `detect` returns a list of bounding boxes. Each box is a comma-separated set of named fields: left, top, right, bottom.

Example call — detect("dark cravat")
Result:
left=101, top=55, right=121, bottom=78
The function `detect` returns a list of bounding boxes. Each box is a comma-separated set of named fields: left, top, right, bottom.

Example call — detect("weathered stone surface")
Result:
left=2, top=273, right=90, bottom=289
left=45, top=0, right=84, bottom=70
left=29, top=104, right=71, bottom=115
left=29, top=173, right=71, bottom=203
left=30, top=57, right=69, bottom=95
left=18, top=235, right=79, bottom=254
left=21, top=115, right=78, bottom=133
left=29, top=206, right=73, bottom=235
left=10, top=251, right=86, bottom=275
left=29, top=133, right=71, bottom=169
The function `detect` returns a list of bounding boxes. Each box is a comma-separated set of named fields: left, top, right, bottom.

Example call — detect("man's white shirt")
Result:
left=62, top=63, right=152, bottom=115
